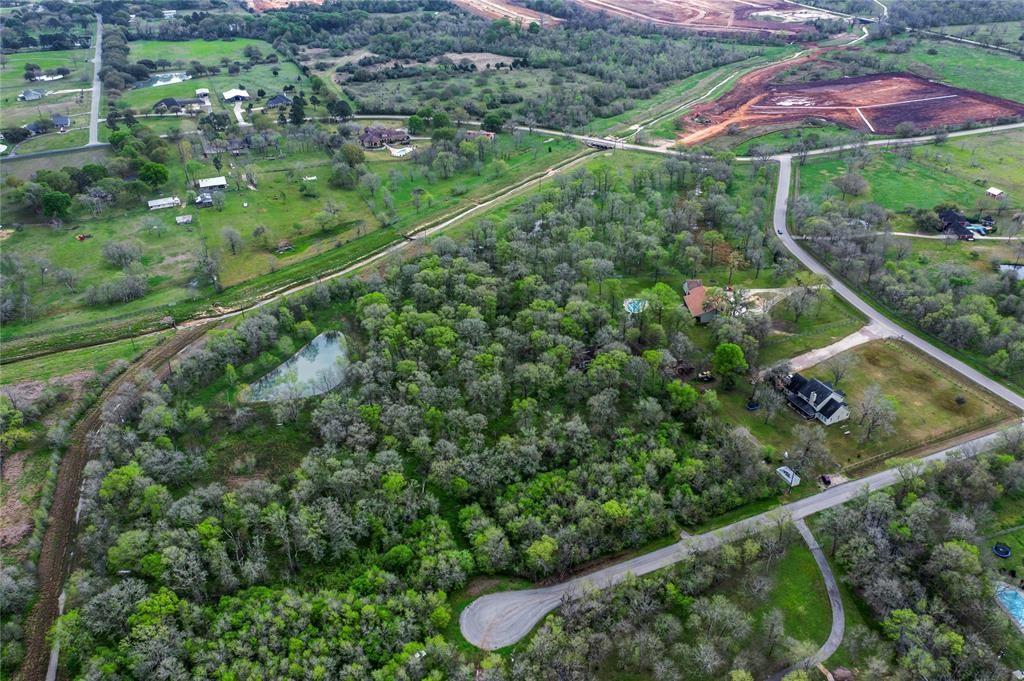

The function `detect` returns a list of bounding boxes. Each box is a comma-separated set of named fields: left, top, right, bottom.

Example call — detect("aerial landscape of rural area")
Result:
left=2, top=0, right=1024, bottom=679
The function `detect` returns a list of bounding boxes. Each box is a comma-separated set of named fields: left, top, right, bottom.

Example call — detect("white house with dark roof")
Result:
left=222, top=88, right=250, bottom=102
left=784, top=373, right=849, bottom=426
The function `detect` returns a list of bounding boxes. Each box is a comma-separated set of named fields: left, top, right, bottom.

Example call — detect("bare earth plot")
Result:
left=680, top=72, right=1024, bottom=145
left=245, top=0, right=324, bottom=11
left=450, top=0, right=562, bottom=25
left=564, top=0, right=822, bottom=33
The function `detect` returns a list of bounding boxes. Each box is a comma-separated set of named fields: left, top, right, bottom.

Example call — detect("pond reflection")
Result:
left=243, top=332, right=348, bottom=402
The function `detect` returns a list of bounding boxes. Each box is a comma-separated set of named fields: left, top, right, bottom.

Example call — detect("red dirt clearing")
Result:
left=451, top=0, right=562, bottom=25
left=679, top=72, right=1024, bottom=144
left=245, top=0, right=323, bottom=11
left=567, top=0, right=823, bottom=33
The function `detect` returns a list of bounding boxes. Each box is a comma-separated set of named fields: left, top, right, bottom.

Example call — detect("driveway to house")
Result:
left=87, top=14, right=103, bottom=146
left=459, top=425, right=1013, bottom=650
left=787, top=320, right=889, bottom=373
left=766, top=519, right=845, bottom=681
left=233, top=101, right=251, bottom=127
left=772, top=152, right=1024, bottom=412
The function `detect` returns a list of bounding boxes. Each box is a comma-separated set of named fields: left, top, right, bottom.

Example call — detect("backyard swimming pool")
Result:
left=243, top=332, right=348, bottom=402
left=997, top=584, right=1024, bottom=632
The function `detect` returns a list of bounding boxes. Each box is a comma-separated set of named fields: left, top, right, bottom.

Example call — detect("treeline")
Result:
left=818, top=440, right=1024, bottom=678
left=48, top=155, right=809, bottom=677
left=886, top=0, right=1024, bottom=28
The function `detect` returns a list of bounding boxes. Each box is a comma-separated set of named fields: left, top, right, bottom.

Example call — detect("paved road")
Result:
left=772, top=152, right=1024, bottom=412
left=88, top=14, right=103, bottom=146
left=459, top=427, right=1012, bottom=649
left=767, top=520, right=845, bottom=680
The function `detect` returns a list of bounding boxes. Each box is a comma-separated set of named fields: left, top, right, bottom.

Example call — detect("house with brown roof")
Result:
left=683, top=279, right=718, bottom=324
left=359, top=126, right=410, bottom=149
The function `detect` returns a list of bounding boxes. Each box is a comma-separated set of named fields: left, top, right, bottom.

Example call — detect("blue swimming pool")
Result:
left=996, top=585, right=1024, bottom=631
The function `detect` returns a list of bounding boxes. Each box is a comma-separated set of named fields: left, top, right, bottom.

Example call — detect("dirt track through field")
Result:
left=18, top=324, right=212, bottom=681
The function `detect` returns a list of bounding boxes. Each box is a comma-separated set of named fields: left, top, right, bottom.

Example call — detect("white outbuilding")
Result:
left=148, top=196, right=181, bottom=210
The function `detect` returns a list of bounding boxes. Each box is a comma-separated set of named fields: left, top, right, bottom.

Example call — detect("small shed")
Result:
left=148, top=196, right=181, bottom=211
left=987, top=187, right=1006, bottom=199
left=175, top=214, right=193, bottom=224
left=195, top=88, right=210, bottom=98
left=197, top=176, right=228, bottom=190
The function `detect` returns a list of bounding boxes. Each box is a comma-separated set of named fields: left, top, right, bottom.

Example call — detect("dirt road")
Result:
left=18, top=324, right=212, bottom=681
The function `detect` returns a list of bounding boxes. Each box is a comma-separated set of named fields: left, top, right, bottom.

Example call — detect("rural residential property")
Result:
left=2, top=1, right=1024, bottom=680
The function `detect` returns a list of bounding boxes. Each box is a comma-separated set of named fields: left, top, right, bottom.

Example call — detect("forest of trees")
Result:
left=817, top=443, right=1024, bottom=679
left=885, top=0, right=1024, bottom=29
left=0, top=0, right=95, bottom=50
left=30, top=154, right=821, bottom=678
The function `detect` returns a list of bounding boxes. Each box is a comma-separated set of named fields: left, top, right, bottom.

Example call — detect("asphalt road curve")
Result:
left=459, top=427, right=1010, bottom=649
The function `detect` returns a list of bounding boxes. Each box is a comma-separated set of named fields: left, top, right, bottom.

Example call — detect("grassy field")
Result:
left=731, top=123, right=873, bottom=155
left=10, top=128, right=89, bottom=154
left=128, top=38, right=276, bottom=66
left=0, top=332, right=168, bottom=385
left=0, top=146, right=111, bottom=180
left=932, top=20, right=1024, bottom=48
left=796, top=129, right=1024, bottom=218
left=718, top=340, right=1014, bottom=470
left=100, top=115, right=198, bottom=141
left=0, top=132, right=583, bottom=355
left=0, top=48, right=92, bottom=95
left=863, top=35, right=1024, bottom=103
left=759, top=290, right=867, bottom=366
left=755, top=538, right=832, bottom=648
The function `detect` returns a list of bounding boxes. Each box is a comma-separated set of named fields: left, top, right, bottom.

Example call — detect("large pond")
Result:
left=243, top=332, right=348, bottom=402
left=133, top=71, right=192, bottom=89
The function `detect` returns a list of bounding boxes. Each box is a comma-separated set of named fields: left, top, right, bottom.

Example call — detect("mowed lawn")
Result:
left=12, top=128, right=89, bottom=154
left=797, top=129, right=1024, bottom=216
left=129, top=38, right=276, bottom=66
left=718, top=340, right=1014, bottom=470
